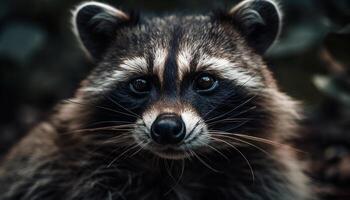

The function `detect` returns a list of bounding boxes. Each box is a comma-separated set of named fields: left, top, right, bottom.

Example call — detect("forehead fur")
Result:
left=81, top=14, right=268, bottom=93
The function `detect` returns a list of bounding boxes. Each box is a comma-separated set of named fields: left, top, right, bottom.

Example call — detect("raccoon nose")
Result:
left=151, top=114, right=186, bottom=145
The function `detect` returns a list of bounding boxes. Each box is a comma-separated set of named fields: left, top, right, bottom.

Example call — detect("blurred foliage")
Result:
left=0, top=0, right=349, bottom=199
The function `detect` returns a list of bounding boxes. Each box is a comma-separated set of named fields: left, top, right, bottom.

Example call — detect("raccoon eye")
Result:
left=130, top=78, right=151, bottom=94
left=193, top=74, right=218, bottom=93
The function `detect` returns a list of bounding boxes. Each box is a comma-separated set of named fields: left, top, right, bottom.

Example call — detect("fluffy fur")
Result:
left=0, top=1, right=314, bottom=199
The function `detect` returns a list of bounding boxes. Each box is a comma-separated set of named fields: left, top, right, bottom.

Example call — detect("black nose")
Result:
left=151, top=113, right=186, bottom=145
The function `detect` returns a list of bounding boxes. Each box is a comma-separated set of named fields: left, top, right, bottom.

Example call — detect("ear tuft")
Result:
left=72, top=2, right=138, bottom=61
left=218, top=0, right=282, bottom=54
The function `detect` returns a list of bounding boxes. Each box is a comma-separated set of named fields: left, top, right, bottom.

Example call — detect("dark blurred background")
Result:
left=0, top=0, right=349, bottom=199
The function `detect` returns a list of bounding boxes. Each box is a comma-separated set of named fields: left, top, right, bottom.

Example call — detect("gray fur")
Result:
left=0, top=1, right=315, bottom=200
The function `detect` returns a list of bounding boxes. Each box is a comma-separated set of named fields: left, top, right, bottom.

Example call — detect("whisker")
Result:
left=164, top=157, right=185, bottom=196
left=197, top=138, right=229, bottom=161
left=106, top=143, right=141, bottom=168
left=210, top=134, right=272, bottom=157
left=164, top=159, right=177, bottom=184
left=184, top=149, right=193, bottom=162
left=103, top=93, right=141, bottom=118
left=200, top=89, right=238, bottom=120
left=185, top=119, right=205, bottom=141
left=66, top=124, right=135, bottom=134
left=209, top=137, right=255, bottom=182
left=209, top=130, right=304, bottom=154
left=219, top=119, right=251, bottom=133
left=206, top=118, right=253, bottom=126
left=188, top=149, right=220, bottom=173
left=200, top=75, right=259, bottom=120
left=98, top=134, right=133, bottom=145
left=87, top=120, right=136, bottom=127
left=232, top=133, right=305, bottom=153
left=65, top=99, right=138, bottom=119
left=128, top=142, right=149, bottom=158
left=205, top=95, right=257, bottom=124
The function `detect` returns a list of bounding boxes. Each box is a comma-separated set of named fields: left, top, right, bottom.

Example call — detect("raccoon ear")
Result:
left=72, top=2, right=137, bottom=61
left=227, top=0, right=282, bottom=54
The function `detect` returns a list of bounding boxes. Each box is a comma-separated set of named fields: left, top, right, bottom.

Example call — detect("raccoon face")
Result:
left=71, top=0, right=286, bottom=160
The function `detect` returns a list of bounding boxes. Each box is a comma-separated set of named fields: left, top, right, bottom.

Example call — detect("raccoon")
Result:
left=0, top=0, right=314, bottom=199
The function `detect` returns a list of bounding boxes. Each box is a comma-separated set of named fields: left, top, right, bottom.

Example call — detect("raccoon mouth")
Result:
left=151, top=146, right=188, bottom=160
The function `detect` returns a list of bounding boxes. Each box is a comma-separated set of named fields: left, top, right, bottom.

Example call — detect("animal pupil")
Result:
left=130, top=77, right=151, bottom=94
left=194, top=74, right=218, bottom=92
left=0, top=0, right=315, bottom=200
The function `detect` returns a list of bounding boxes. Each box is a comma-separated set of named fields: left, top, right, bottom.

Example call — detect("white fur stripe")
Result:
left=177, top=47, right=192, bottom=79
left=81, top=57, right=148, bottom=92
left=181, top=109, right=207, bottom=144
left=153, top=48, right=168, bottom=84
left=81, top=70, right=129, bottom=93
left=198, top=56, right=262, bottom=88
left=176, top=47, right=262, bottom=88
left=83, top=55, right=261, bottom=93
left=120, top=57, right=148, bottom=72
left=143, top=109, right=159, bottom=130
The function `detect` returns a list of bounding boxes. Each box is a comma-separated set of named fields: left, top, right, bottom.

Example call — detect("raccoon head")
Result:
left=68, top=0, right=297, bottom=160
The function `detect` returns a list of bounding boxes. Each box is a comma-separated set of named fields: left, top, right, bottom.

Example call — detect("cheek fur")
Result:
left=187, top=80, right=273, bottom=136
left=81, top=85, right=154, bottom=131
